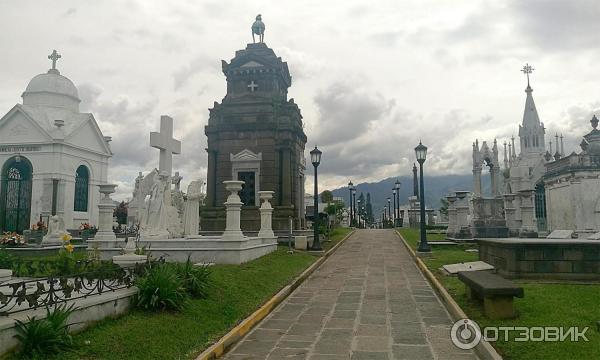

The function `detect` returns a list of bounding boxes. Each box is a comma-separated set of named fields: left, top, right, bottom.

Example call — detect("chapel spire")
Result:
left=518, top=63, right=545, bottom=155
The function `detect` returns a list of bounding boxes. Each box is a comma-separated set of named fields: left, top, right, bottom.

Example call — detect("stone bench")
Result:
left=458, top=270, right=524, bottom=319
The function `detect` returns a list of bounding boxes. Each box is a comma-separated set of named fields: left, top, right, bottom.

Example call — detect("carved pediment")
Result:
left=230, top=149, right=262, bottom=162
left=240, top=61, right=265, bottom=68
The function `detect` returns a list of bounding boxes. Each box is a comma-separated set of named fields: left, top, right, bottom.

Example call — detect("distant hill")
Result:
left=330, top=174, right=473, bottom=215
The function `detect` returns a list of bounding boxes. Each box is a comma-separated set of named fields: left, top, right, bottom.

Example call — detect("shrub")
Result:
left=14, top=303, right=75, bottom=359
left=135, top=264, right=188, bottom=311
left=176, top=257, right=212, bottom=298
left=0, top=248, right=14, bottom=269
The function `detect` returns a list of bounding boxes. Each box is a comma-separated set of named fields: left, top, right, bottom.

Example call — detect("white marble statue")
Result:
left=137, top=169, right=170, bottom=239
left=42, top=214, right=68, bottom=245
left=183, top=180, right=204, bottom=236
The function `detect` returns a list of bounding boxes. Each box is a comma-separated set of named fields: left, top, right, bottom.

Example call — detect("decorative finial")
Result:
left=251, top=14, right=265, bottom=43
left=48, top=50, right=61, bottom=73
left=521, top=63, right=534, bottom=88
left=591, top=115, right=599, bottom=130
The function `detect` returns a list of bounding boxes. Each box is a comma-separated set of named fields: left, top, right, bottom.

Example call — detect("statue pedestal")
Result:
left=222, top=180, right=246, bottom=241
left=113, top=237, right=147, bottom=268
left=258, top=191, right=275, bottom=238
left=96, top=184, right=118, bottom=241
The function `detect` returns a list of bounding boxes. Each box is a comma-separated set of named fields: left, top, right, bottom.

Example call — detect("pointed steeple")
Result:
left=518, top=63, right=545, bottom=155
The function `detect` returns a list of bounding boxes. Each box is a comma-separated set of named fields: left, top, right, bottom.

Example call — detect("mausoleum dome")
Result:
left=22, top=69, right=81, bottom=112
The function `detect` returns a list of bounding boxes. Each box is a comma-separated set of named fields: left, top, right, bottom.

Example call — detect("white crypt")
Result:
left=0, top=50, right=112, bottom=233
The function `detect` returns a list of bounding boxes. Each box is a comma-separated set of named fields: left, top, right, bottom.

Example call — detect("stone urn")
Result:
left=222, top=180, right=245, bottom=240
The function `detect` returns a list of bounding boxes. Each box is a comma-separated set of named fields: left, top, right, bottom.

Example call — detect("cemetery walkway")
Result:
left=224, top=229, right=479, bottom=360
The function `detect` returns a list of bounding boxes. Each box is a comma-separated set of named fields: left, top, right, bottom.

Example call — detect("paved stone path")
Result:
left=225, top=229, right=479, bottom=360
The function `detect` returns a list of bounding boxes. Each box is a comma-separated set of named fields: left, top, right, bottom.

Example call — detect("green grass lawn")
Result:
left=399, top=228, right=600, bottom=360
left=322, top=227, right=353, bottom=251
left=4, top=247, right=317, bottom=360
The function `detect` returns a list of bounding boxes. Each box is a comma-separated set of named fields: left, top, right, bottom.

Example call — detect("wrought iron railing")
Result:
left=0, top=264, right=144, bottom=316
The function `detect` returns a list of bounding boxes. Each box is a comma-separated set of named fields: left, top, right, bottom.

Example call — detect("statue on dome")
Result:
left=252, top=14, right=265, bottom=43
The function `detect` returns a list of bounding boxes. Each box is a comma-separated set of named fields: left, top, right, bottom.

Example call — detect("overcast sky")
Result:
left=1, top=0, right=599, bottom=200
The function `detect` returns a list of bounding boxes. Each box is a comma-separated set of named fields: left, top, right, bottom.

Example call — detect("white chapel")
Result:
left=0, top=50, right=112, bottom=233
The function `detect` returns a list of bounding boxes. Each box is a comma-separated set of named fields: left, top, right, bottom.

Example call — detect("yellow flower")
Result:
left=61, top=233, right=72, bottom=242
left=65, top=244, right=74, bottom=253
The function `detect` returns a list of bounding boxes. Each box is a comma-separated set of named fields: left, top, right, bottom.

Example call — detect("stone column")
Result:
left=455, top=191, right=471, bottom=238
left=281, top=148, right=292, bottom=206
left=222, top=180, right=245, bottom=240
left=258, top=191, right=275, bottom=238
left=472, top=168, right=482, bottom=197
left=503, top=193, right=518, bottom=236
left=518, top=189, right=537, bottom=238
left=95, top=184, right=118, bottom=241
left=446, top=195, right=457, bottom=238
left=490, top=166, right=500, bottom=196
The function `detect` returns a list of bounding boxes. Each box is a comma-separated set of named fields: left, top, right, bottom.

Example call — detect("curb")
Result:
left=395, top=231, right=503, bottom=360
left=196, top=229, right=356, bottom=360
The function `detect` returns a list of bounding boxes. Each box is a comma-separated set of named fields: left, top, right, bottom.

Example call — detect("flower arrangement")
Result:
left=31, top=221, right=47, bottom=231
left=79, top=223, right=92, bottom=230
left=0, top=232, right=27, bottom=246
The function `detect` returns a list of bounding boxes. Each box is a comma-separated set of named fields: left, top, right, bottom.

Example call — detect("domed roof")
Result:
left=22, top=69, right=80, bottom=111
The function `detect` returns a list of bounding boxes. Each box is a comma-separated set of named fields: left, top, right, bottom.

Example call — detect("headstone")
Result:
left=442, top=261, right=494, bottom=275
left=547, top=230, right=574, bottom=239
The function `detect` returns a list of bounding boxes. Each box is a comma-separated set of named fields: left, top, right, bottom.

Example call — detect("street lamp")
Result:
left=357, top=199, right=361, bottom=228
left=387, top=197, right=391, bottom=228
left=310, top=146, right=322, bottom=251
left=348, top=181, right=354, bottom=226
left=395, top=180, right=401, bottom=226
left=352, top=187, right=357, bottom=227
left=415, top=141, right=431, bottom=254
left=392, top=189, right=397, bottom=227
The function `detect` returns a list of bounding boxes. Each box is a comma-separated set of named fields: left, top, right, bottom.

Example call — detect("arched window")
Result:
left=74, top=165, right=89, bottom=212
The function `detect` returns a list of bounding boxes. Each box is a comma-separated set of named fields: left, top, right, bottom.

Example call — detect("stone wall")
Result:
left=478, top=238, right=600, bottom=280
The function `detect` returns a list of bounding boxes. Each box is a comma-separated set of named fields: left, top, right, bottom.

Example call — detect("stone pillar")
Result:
left=222, top=180, right=245, bottom=240
left=281, top=148, right=292, bottom=206
left=455, top=191, right=471, bottom=238
left=95, top=184, right=118, bottom=241
left=503, top=193, right=518, bottom=236
left=446, top=195, right=458, bottom=238
left=472, top=168, right=482, bottom=197
left=490, top=166, right=500, bottom=196
left=518, top=189, right=537, bottom=238
left=258, top=191, right=275, bottom=238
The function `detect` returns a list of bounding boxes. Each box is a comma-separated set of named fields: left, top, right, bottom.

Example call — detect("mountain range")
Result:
left=329, top=174, right=474, bottom=216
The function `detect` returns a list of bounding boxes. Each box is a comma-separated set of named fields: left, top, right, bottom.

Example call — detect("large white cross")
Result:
left=150, top=115, right=181, bottom=177
left=248, top=80, right=259, bottom=92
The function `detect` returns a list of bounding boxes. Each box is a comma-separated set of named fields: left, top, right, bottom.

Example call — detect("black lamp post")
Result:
left=352, top=188, right=357, bottom=227
left=310, top=146, right=322, bottom=251
left=348, top=181, right=354, bottom=226
left=387, top=197, right=391, bottom=228
left=392, top=189, right=397, bottom=227
left=415, top=141, right=431, bottom=253
left=357, top=199, right=361, bottom=228
left=395, top=180, right=401, bottom=226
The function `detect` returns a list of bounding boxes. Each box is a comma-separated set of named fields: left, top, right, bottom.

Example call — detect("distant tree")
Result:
left=114, top=201, right=128, bottom=225
left=321, top=190, right=333, bottom=204
left=366, top=193, right=374, bottom=223
left=439, top=198, right=449, bottom=216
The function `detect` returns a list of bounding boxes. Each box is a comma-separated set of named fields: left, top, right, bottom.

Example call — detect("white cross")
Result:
left=248, top=80, right=259, bottom=92
left=150, top=115, right=181, bottom=177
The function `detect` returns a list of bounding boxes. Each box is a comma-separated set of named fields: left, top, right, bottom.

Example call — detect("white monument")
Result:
left=0, top=50, right=112, bottom=233
left=183, top=180, right=203, bottom=236
left=41, top=214, right=68, bottom=245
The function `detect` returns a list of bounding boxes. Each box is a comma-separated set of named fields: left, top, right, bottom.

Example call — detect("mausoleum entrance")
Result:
left=0, top=156, right=33, bottom=233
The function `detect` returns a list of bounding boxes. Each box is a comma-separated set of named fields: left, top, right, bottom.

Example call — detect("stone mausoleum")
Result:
left=0, top=51, right=111, bottom=233
left=201, top=35, right=307, bottom=232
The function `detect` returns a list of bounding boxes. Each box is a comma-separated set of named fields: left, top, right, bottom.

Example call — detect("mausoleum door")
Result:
left=0, top=157, right=33, bottom=234
left=237, top=171, right=256, bottom=206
